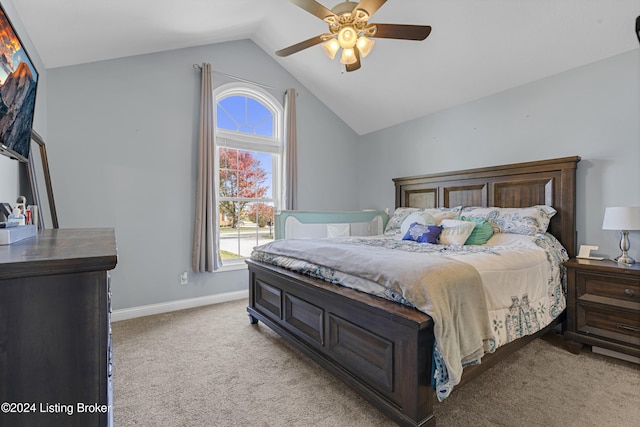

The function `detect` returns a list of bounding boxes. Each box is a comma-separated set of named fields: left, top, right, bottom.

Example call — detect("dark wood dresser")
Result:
left=0, top=229, right=117, bottom=427
left=564, top=258, right=640, bottom=358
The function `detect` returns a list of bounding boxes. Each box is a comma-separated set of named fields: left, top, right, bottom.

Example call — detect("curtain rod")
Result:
left=193, top=64, right=286, bottom=94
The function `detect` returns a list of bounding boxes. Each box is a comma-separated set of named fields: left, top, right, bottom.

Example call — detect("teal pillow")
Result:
left=457, top=216, right=494, bottom=245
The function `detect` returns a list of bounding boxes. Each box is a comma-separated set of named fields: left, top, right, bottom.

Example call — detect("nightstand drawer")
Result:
left=576, top=270, right=640, bottom=304
left=577, top=304, right=640, bottom=346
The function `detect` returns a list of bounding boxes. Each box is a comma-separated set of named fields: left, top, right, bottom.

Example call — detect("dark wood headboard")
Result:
left=393, top=156, right=581, bottom=257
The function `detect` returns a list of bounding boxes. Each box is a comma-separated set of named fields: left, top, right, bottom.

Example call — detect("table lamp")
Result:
left=602, top=206, right=640, bottom=265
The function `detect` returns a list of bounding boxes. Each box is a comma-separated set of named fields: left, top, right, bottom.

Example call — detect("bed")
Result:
left=246, top=156, right=580, bottom=427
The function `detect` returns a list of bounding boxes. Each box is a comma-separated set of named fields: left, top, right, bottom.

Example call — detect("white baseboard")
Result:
left=111, top=290, right=248, bottom=322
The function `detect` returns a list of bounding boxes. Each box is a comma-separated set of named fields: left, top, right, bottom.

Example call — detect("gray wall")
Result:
left=0, top=0, right=47, bottom=206
left=46, top=39, right=360, bottom=310
left=7, top=10, right=639, bottom=310
left=357, top=49, right=640, bottom=262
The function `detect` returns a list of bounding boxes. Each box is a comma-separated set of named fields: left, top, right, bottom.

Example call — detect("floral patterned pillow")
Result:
left=460, top=205, right=557, bottom=235
left=384, top=207, right=421, bottom=236
left=384, top=206, right=462, bottom=237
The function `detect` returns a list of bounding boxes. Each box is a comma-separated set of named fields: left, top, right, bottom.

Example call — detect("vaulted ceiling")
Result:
left=12, top=0, right=640, bottom=135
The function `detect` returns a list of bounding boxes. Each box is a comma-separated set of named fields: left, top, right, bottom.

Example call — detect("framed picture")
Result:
left=0, top=3, right=39, bottom=163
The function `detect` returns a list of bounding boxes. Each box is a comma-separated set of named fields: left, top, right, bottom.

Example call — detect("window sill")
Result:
left=217, top=261, right=248, bottom=272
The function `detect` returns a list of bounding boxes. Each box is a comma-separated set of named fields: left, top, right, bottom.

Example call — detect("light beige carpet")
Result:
left=112, top=299, right=640, bottom=427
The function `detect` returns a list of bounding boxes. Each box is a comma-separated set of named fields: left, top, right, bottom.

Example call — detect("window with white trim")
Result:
left=215, top=83, right=283, bottom=264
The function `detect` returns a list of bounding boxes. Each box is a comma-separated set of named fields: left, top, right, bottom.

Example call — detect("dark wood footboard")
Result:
left=247, top=259, right=565, bottom=426
left=247, top=259, right=437, bottom=427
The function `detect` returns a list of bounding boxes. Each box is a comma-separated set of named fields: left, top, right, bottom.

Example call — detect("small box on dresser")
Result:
left=564, top=258, right=640, bottom=360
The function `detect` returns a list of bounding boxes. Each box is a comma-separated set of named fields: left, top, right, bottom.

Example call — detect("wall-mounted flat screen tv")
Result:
left=0, top=4, right=38, bottom=163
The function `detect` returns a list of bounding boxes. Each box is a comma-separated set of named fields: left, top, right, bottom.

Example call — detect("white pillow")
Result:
left=327, top=223, right=350, bottom=238
left=439, top=219, right=476, bottom=245
left=400, top=211, right=436, bottom=236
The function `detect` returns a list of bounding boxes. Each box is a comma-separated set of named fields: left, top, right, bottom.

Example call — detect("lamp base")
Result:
left=614, top=230, right=635, bottom=265
left=615, top=254, right=635, bottom=265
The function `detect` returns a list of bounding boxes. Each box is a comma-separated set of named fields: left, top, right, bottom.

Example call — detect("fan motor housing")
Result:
left=331, top=1, right=357, bottom=15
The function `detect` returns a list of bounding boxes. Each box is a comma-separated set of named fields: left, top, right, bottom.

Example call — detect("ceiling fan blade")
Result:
left=276, top=35, right=326, bottom=57
left=370, top=24, right=432, bottom=40
left=346, top=49, right=361, bottom=72
left=290, top=0, right=335, bottom=21
left=353, top=0, right=387, bottom=18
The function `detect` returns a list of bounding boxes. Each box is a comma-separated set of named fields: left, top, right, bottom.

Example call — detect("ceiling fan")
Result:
left=276, top=0, right=432, bottom=72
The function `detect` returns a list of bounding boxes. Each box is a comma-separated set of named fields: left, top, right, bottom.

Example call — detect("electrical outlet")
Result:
left=180, top=271, right=188, bottom=285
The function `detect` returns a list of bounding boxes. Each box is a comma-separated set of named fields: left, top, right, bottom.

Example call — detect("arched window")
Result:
left=214, top=83, right=283, bottom=264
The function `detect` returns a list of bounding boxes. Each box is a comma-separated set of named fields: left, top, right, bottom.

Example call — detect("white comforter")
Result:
left=456, top=233, right=566, bottom=348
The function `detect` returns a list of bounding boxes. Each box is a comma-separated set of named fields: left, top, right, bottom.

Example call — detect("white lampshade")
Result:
left=602, top=207, right=640, bottom=230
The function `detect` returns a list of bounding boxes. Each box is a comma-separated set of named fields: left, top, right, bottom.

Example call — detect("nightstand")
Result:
left=564, top=258, right=640, bottom=358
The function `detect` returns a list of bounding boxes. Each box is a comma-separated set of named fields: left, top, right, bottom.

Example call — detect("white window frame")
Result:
left=214, top=83, right=284, bottom=268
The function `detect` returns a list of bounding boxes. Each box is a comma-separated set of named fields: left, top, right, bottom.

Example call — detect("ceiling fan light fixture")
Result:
left=356, top=36, right=374, bottom=57
left=322, top=38, right=340, bottom=59
left=340, top=47, right=357, bottom=65
left=278, top=0, right=432, bottom=72
left=338, top=26, right=357, bottom=49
